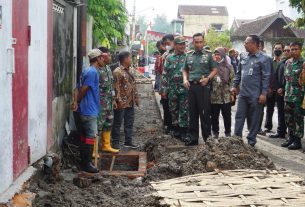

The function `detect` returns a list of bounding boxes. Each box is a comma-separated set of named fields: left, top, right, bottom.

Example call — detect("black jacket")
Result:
left=274, top=58, right=288, bottom=90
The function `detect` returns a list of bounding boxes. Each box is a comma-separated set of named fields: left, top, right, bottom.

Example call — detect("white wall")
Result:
left=0, top=0, right=13, bottom=194
left=233, top=39, right=273, bottom=57
left=28, top=0, right=48, bottom=163
left=232, top=39, right=246, bottom=54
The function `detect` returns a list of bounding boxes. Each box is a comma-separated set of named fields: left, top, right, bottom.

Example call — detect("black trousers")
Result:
left=161, top=98, right=172, bottom=128
left=188, top=83, right=211, bottom=141
left=211, top=103, right=231, bottom=135
left=276, top=94, right=287, bottom=135
left=265, top=91, right=276, bottom=130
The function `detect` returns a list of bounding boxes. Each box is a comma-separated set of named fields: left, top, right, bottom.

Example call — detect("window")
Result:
left=211, top=24, right=223, bottom=31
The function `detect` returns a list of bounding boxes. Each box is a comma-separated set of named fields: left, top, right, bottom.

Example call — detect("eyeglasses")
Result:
left=283, top=50, right=290, bottom=52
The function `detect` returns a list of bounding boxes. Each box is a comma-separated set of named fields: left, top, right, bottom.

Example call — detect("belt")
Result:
left=189, top=80, right=200, bottom=84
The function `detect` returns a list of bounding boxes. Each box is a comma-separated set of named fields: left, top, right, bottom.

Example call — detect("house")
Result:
left=0, top=0, right=92, bottom=200
left=172, top=5, right=229, bottom=36
left=231, top=10, right=305, bottom=55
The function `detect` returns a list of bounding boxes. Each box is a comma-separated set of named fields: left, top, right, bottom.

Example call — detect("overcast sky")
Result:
left=125, top=0, right=278, bottom=26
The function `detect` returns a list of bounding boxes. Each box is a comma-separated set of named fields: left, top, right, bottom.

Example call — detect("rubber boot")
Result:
left=82, top=143, right=99, bottom=173
left=281, top=135, right=295, bottom=148
left=102, top=130, right=119, bottom=153
left=288, top=137, right=302, bottom=150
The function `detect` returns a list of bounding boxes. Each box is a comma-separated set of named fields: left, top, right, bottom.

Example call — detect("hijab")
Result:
left=215, top=47, right=231, bottom=84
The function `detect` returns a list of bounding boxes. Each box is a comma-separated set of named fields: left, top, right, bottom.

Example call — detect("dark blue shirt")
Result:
left=233, top=51, right=271, bottom=98
left=78, top=66, right=100, bottom=117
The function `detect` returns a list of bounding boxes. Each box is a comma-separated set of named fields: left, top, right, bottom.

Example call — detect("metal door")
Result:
left=12, top=0, right=29, bottom=179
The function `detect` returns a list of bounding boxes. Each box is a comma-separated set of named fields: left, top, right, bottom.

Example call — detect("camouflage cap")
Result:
left=174, top=36, right=186, bottom=44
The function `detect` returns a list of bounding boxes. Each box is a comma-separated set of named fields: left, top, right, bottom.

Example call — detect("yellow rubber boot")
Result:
left=92, top=136, right=100, bottom=158
left=102, top=130, right=119, bottom=153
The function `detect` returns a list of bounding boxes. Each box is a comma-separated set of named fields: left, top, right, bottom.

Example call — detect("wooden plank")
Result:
left=109, top=156, right=116, bottom=172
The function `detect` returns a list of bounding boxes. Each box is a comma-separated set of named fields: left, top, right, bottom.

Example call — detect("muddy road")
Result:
left=28, top=83, right=275, bottom=207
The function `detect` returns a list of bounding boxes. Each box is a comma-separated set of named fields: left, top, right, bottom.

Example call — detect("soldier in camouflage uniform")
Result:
left=159, top=34, right=175, bottom=134
left=95, top=47, right=119, bottom=153
left=162, top=36, right=189, bottom=140
left=281, top=42, right=304, bottom=150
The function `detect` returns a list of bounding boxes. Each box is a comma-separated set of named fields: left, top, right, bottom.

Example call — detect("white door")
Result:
left=28, top=0, right=48, bottom=164
left=0, top=0, right=13, bottom=195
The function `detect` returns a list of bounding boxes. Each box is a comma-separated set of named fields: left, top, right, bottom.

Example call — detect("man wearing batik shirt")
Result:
left=111, top=51, right=140, bottom=150
left=281, top=42, right=304, bottom=150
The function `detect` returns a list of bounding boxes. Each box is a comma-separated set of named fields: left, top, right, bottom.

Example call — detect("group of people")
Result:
left=73, top=31, right=305, bottom=173
left=72, top=48, right=139, bottom=173
left=154, top=32, right=305, bottom=152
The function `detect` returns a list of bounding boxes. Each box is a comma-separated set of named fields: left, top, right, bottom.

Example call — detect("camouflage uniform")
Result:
left=98, top=65, right=114, bottom=132
left=284, top=57, right=305, bottom=139
left=163, top=52, right=189, bottom=128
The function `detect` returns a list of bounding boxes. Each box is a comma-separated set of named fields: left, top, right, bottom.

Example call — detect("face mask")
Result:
left=274, top=50, right=282, bottom=57
left=166, top=45, right=172, bottom=51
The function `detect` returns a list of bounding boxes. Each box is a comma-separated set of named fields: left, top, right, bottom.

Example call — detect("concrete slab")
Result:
left=0, top=166, right=36, bottom=204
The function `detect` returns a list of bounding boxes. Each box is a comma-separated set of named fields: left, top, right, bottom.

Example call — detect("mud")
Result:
left=145, top=135, right=275, bottom=181
left=28, top=83, right=275, bottom=207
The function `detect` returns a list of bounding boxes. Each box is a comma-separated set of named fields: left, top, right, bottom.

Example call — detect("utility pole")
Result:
left=131, top=0, right=136, bottom=45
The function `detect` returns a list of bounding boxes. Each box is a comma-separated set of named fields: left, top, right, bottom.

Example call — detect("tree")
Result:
left=152, top=14, right=171, bottom=34
left=87, top=0, right=128, bottom=47
left=289, top=0, right=305, bottom=28
left=204, top=29, right=232, bottom=51
left=136, top=15, right=148, bottom=36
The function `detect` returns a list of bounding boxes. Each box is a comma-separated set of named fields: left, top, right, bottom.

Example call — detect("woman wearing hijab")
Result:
left=211, top=47, right=235, bottom=138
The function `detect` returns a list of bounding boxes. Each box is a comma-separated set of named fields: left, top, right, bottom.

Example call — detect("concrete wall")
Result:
left=0, top=0, right=13, bottom=195
left=28, top=0, right=48, bottom=164
left=182, top=14, right=229, bottom=36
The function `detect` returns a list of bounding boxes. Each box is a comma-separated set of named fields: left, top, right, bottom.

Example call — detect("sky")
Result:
left=125, top=0, right=280, bottom=27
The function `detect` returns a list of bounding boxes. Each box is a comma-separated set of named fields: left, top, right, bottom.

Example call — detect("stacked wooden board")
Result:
left=151, top=169, right=305, bottom=207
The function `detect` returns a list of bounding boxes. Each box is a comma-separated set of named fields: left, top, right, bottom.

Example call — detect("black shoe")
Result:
left=82, top=162, right=99, bottom=173
left=173, top=127, right=181, bottom=140
left=269, top=133, right=285, bottom=139
left=288, top=139, right=302, bottom=150
left=124, top=143, right=139, bottom=149
left=248, top=143, right=255, bottom=148
left=184, top=137, right=198, bottom=146
left=281, top=136, right=295, bottom=147
left=112, top=143, right=120, bottom=150
left=165, top=126, right=174, bottom=135
left=258, top=130, right=266, bottom=136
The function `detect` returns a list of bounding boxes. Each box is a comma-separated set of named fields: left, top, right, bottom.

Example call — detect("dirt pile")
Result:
left=145, top=135, right=275, bottom=180
left=29, top=173, right=163, bottom=207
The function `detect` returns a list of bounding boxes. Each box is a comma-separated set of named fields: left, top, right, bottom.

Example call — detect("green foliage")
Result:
left=152, top=14, right=171, bottom=34
left=289, top=0, right=305, bottom=28
left=205, top=29, right=232, bottom=51
left=148, top=41, right=157, bottom=55
left=87, top=0, right=128, bottom=47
